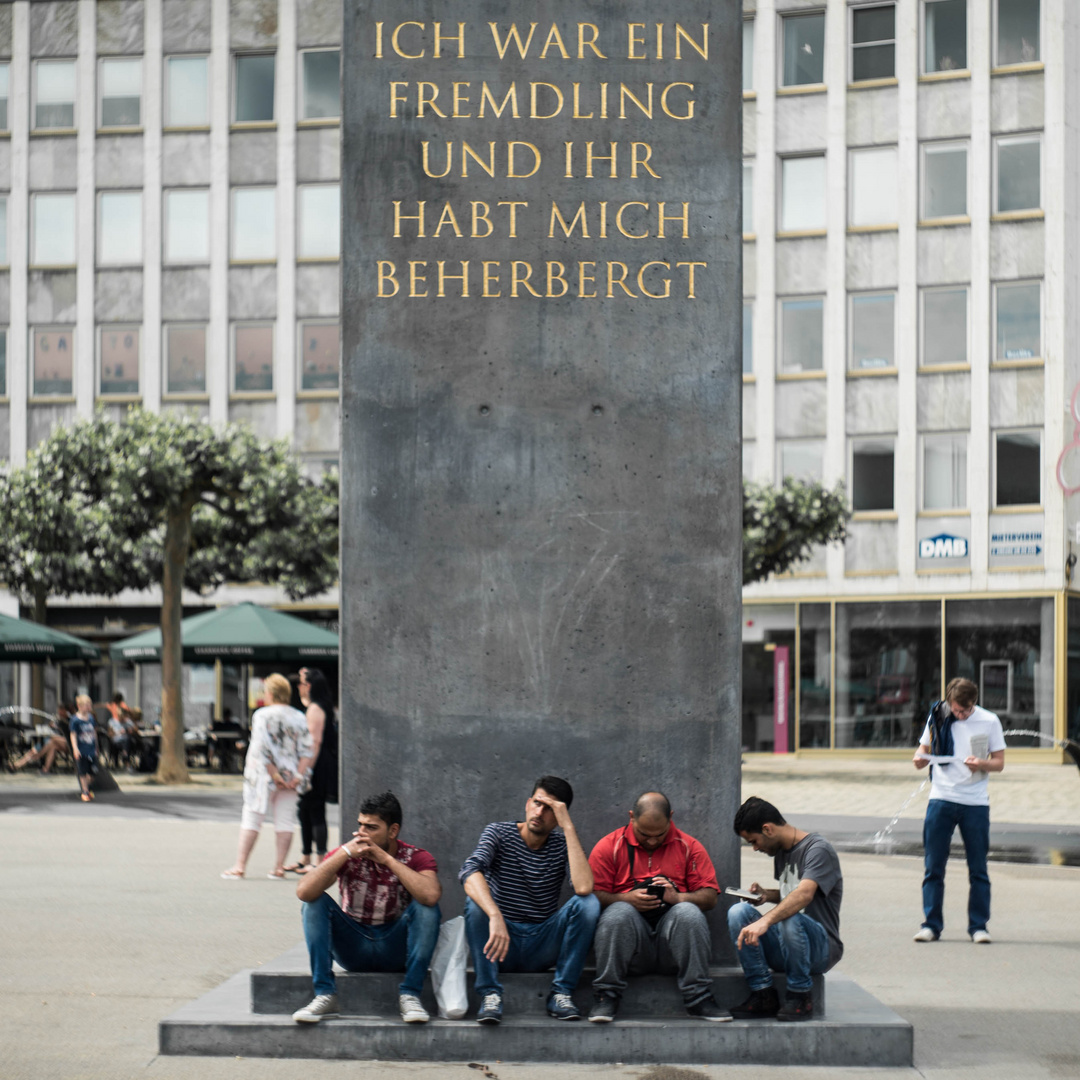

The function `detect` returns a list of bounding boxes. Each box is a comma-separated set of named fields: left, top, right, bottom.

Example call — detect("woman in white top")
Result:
left=221, top=673, right=314, bottom=880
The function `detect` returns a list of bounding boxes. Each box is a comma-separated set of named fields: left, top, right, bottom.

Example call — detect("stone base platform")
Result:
left=160, top=945, right=912, bottom=1067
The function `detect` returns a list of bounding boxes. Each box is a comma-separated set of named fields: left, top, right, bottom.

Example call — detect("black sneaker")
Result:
left=777, top=990, right=813, bottom=1022
left=476, top=992, right=503, bottom=1024
left=686, top=995, right=733, bottom=1022
left=730, top=986, right=780, bottom=1019
left=546, top=990, right=581, bottom=1020
left=588, top=991, right=619, bottom=1023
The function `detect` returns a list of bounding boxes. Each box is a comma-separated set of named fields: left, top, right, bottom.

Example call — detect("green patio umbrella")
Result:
left=0, top=612, right=101, bottom=661
left=108, top=602, right=339, bottom=664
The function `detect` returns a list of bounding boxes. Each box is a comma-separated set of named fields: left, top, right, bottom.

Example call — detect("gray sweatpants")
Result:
left=592, top=901, right=712, bottom=1004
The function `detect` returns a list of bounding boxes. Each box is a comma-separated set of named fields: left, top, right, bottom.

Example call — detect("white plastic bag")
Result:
left=430, top=915, right=469, bottom=1019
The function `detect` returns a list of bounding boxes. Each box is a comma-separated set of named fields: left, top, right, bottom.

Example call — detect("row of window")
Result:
left=743, top=0, right=1041, bottom=92
left=0, top=185, right=340, bottom=267
left=0, top=322, right=340, bottom=399
left=744, top=135, right=1041, bottom=236
left=743, top=280, right=1042, bottom=376
left=0, top=48, right=340, bottom=134
left=749, top=429, right=1043, bottom=513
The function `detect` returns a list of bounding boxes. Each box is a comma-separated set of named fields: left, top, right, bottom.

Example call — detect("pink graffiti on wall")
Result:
left=1056, top=383, right=1080, bottom=495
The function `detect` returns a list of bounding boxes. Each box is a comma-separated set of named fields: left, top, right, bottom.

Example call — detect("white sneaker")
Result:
left=399, top=993, right=430, bottom=1023
left=292, top=993, right=340, bottom=1023
left=971, top=930, right=992, bottom=944
left=913, top=927, right=938, bottom=943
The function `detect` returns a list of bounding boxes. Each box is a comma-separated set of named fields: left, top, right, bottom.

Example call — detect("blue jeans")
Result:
left=301, top=891, right=441, bottom=997
left=922, top=798, right=990, bottom=937
left=726, top=902, right=831, bottom=994
left=464, top=894, right=601, bottom=997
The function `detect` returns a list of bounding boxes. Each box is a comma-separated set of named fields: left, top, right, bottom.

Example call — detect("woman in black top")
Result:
left=286, top=667, right=337, bottom=875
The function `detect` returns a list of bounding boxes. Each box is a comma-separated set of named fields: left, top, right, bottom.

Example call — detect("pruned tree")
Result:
left=743, top=479, right=850, bottom=584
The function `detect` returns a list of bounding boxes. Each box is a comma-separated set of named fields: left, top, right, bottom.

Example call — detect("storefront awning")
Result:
left=0, top=612, right=102, bottom=661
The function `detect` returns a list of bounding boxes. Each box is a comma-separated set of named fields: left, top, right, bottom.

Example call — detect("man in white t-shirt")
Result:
left=913, top=677, right=1006, bottom=944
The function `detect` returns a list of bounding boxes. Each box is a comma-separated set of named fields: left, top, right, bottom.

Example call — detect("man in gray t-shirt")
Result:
left=727, top=797, right=844, bottom=1023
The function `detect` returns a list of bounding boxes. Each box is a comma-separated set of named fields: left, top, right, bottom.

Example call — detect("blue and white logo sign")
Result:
left=919, top=533, right=968, bottom=559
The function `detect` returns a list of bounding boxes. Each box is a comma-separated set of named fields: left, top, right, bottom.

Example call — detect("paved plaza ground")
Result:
left=2, top=756, right=1078, bottom=1080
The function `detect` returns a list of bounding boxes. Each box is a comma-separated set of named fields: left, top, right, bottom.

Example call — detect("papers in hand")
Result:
left=914, top=752, right=962, bottom=765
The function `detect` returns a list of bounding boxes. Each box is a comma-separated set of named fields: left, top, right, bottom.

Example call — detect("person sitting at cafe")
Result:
left=12, top=704, right=71, bottom=773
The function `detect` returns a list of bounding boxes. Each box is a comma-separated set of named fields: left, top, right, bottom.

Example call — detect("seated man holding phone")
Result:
left=587, top=791, right=729, bottom=1023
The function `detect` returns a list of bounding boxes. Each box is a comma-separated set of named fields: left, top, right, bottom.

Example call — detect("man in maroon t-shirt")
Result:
left=293, top=791, right=442, bottom=1025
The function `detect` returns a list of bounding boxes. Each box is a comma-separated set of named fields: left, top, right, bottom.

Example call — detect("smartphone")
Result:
left=724, top=886, right=763, bottom=901
left=645, top=883, right=666, bottom=900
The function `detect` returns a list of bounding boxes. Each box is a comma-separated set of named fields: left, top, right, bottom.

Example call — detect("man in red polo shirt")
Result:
left=587, top=791, right=729, bottom=1023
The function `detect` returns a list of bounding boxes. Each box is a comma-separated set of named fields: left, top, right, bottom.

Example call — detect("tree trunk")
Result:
left=156, top=503, right=193, bottom=783
left=30, top=591, right=47, bottom=712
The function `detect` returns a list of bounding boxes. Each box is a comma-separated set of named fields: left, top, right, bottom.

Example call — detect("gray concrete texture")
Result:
left=340, top=0, right=745, bottom=955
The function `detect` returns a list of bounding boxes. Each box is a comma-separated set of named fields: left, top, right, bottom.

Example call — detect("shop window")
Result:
left=233, top=323, right=274, bottom=392
left=165, top=56, right=209, bottom=127
left=301, top=48, right=340, bottom=120
left=742, top=301, right=753, bottom=375
left=850, top=145, right=898, bottom=227
left=100, top=57, right=141, bottom=127
left=836, top=601, right=941, bottom=748
left=34, top=59, right=76, bottom=130
left=996, top=0, right=1039, bottom=66
left=231, top=187, right=276, bottom=261
left=994, top=430, right=1041, bottom=506
left=741, top=605, right=796, bottom=753
left=781, top=12, right=825, bottom=87
left=32, top=327, right=75, bottom=396
left=32, top=193, right=76, bottom=266
left=98, top=191, right=142, bottom=265
left=923, top=0, right=966, bottom=73
left=742, top=19, right=754, bottom=91
left=99, top=325, right=140, bottom=395
left=946, top=597, right=1054, bottom=745
left=994, top=134, right=1041, bottom=214
left=0, top=61, right=9, bottom=130
left=234, top=53, right=275, bottom=123
left=922, top=433, right=967, bottom=510
left=994, top=280, right=1041, bottom=361
left=852, top=439, right=895, bottom=511
left=921, top=286, right=968, bottom=367
left=298, top=184, right=340, bottom=259
left=743, top=160, right=753, bottom=235
left=779, top=297, right=823, bottom=373
left=778, top=439, right=825, bottom=483
left=780, top=155, right=826, bottom=231
left=164, top=324, right=207, bottom=395
left=922, top=141, right=967, bottom=219
left=851, top=4, right=895, bottom=82
left=850, top=292, right=895, bottom=370
left=799, top=603, right=832, bottom=749
left=164, top=189, right=210, bottom=264
left=298, top=321, right=340, bottom=391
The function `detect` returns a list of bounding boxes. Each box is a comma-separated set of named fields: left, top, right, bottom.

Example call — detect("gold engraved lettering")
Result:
left=631, top=143, right=661, bottom=179
left=675, top=23, right=708, bottom=61
left=586, top=142, right=617, bottom=179
left=540, top=24, right=570, bottom=59
left=498, top=201, right=528, bottom=238
left=619, top=83, right=653, bottom=119
left=600, top=82, right=609, bottom=118
left=433, top=202, right=463, bottom=238
left=421, top=142, right=452, bottom=179
left=616, top=202, right=649, bottom=239
left=377, top=260, right=398, bottom=296
left=655, top=23, right=663, bottom=60
left=661, top=83, right=695, bottom=120
left=433, top=22, right=466, bottom=59
left=471, top=202, right=493, bottom=238
left=627, top=23, right=646, bottom=59
left=482, top=261, right=502, bottom=298
left=546, top=262, right=569, bottom=298
left=511, top=261, right=542, bottom=297
left=530, top=83, right=564, bottom=119
left=572, top=84, right=593, bottom=119
left=578, top=262, right=597, bottom=299
left=676, top=261, right=707, bottom=299
left=599, top=201, right=608, bottom=238
left=479, top=83, right=520, bottom=118
left=606, top=262, right=635, bottom=297
left=578, top=24, right=606, bottom=59
left=657, top=202, right=690, bottom=239
left=508, top=142, right=541, bottom=178
left=549, top=202, right=589, bottom=239
left=437, top=261, right=470, bottom=298
left=638, top=261, right=671, bottom=299
left=489, top=22, right=538, bottom=60
left=417, top=82, right=447, bottom=118
left=409, top=261, right=428, bottom=298
left=392, top=22, right=425, bottom=60
left=375, top=22, right=384, bottom=59
left=452, top=82, right=472, bottom=118
left=394, top=201, right=427, bottom=238
left=462, top=141, right=496, bottom=178
left=564, top=142, right=573, bottom=179
left=389, top=81, right=408, bottom=118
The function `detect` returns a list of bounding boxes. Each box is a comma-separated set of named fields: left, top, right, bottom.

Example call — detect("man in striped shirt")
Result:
left=460, top=775, right=600, bottom=1023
